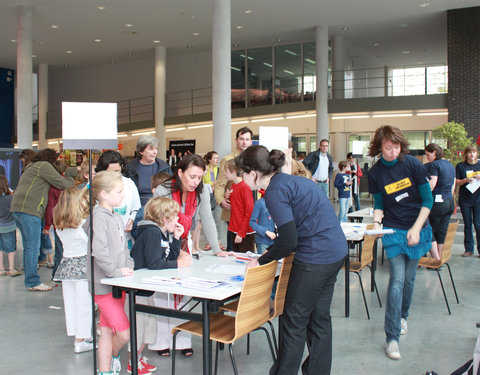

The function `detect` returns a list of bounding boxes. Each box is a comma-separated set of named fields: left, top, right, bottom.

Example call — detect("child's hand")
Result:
left=234, top=235, right=243, bottom=244
left=177, top=250, right=192, bottom=268
left=173, top=222, right=185, bottom=239
left=42, top=228, right=49, bottom=235
left=124, top=219, right=133, bottom=232
left=265, top=231, right=276, bottom=240
left=224, top=189, right=232, bottom=199
left=120, top=267, right=133, bottom=277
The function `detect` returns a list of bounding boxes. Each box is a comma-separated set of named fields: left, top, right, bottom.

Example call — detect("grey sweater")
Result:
left=153, top=184, right=221, bottom=254
left=88, top=206, right=134, bottom=295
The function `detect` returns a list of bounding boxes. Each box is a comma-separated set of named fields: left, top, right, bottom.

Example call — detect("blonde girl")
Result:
left=0, top=176, right=21, bottom=277
left=53, top=187, right=93, bottom=353
left=91, top=171, right=134, bottom=375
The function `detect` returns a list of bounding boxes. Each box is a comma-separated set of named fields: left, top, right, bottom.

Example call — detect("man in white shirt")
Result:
left=303, top=139, right=334, bottom=197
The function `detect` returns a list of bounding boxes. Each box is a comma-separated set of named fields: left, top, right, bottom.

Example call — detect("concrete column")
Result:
left=38, top=63, right=48, bottom=149
left=154, top=46, right=167, bottom=159
left=315, top=25, right=329, bottom=144
left=16, top=5, right=33, bottom=149
left=333, top=35, right=344, bottom=99
left=212, top=0, right=231, bottom=158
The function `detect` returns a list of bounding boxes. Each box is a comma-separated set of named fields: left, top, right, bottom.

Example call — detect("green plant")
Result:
left=432, top=121, right=473, bottom=166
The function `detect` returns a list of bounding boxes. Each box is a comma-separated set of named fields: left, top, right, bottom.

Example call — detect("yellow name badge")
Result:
left=466, top=171, right=480, bottom=178
left=384, top=177, right=412, bottom=194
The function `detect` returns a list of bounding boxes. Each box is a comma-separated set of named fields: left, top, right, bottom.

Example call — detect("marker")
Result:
left=235, top=256, right=252, bottom=261
left=235, top=260, right=246, bottom=264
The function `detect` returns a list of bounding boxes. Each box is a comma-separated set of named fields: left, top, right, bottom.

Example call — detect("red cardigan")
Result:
left=228, top=180, right=254, bottom=238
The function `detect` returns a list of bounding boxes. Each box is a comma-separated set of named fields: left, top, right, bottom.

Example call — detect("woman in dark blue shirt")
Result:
left=455, top=145, right=480, bottom=257
left=236, top=145, right=347, bottom=375
left=424, top=143, right=455, bottom=259
left=367, top=126, right=432, bottom=361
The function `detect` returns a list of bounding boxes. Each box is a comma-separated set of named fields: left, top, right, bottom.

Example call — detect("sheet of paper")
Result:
left=466, top=179, right=480, bottom=194
left=364, top=229, right=395, bottom=236
left=206, top=264, right=246, bottom=275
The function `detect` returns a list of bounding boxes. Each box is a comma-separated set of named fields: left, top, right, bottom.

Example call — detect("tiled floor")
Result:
left=2, top=223, right=480, bottom=375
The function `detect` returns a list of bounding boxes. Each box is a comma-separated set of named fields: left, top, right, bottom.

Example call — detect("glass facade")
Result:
left=231, top=50, right=246, bottom=109
left=275, top=44, right=302, bottom=104
left=246, top=47, right=272, bottom=107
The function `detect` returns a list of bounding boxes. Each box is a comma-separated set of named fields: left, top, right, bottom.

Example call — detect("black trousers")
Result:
left=269, top=256, right=345, bottom=375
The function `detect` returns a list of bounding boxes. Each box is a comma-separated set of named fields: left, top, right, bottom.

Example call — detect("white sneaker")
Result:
left=385, top=340, right=401, bottom=360
left=400, top=318, right=408, bottom=335
left=111, top=355, right=121, bottom=374
left=74, top=339, right=94, bottom=354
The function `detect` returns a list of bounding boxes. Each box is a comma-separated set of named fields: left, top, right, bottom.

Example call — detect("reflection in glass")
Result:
left=231, top=50, right=246, bottom=109
left=303, top=42, right=316, bottom=102
left=275, top=44, right=301, bottom=104
left=247, top=47, right=272, bottom=107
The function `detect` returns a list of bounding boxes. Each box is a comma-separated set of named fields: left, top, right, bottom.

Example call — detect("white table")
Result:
left=101, top=254, right=249, bottom=375
left=347, top=207, right=373, bottom=223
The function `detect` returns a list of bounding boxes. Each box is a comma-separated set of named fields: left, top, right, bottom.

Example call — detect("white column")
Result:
left=16, top=5, right=33, bottom=149
left=38, top=63, right=48, bottom=149
left=333, top=35, right=345, bottom=99
left=315, top=25, right=329, bottom=143
left=154, top=46, right=167, bottom=159
left=212, top=0, right=231, bottom=158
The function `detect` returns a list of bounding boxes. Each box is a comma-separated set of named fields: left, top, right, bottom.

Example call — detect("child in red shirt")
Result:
left=224, top=159, right=255, bottom=253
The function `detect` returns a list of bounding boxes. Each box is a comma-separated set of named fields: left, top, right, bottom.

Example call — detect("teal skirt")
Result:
left=382, top=225, right=432, bottom=260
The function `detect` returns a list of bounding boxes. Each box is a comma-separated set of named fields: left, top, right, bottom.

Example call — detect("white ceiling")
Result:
left=0, top=0, right=478, bottom=71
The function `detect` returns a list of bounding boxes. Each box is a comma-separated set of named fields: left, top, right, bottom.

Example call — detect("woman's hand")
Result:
left=173, top=222, right=185, bottom=240
left=177, top=250, right=192, bottom=268
left=265, top=231, right=276, bottom=240
left=406, top=227, right=420, bottom=246
left=215, top=251, right=233, bottom=257
left=246, top=259, right=259, bottom=269
left=234, top=235, right=243, bottom=244
left=120, top=267, right=133, bottom=277
left=124, top=219, right=133, bottom=232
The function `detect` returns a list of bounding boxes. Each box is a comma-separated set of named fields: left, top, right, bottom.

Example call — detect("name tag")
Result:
left=385, top=177, right=412, bottom=194
left=466, top=170, right=480, bottom=178
left=161, top=240, right=169, bottom=247
left=435, top=194, right=444, bottom=203
left=395, top=192, right=409, bottom=202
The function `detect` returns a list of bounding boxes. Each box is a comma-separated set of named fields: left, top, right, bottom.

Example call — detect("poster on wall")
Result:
left=167, top=140, right=196, bottom=162
left=62, top=102, right=118, bottom=150
left=259, top=126, right=289, bottom=151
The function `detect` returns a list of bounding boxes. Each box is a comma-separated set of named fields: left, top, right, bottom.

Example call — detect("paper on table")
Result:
left=206, top=264, right=246, bottom=275
left=364, top=229, right=395, bottom=235
left=466, top=179, right=480, bottom=194
left=142, top=276, right=234, bottom=290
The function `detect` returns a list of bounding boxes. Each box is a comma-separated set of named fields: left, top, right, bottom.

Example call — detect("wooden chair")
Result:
left=345, top=232, right=382, bottom=319
left=418, top=221, right=459, bottom=315
left=171, top=260, right=278, bottom=375
left=220, top=253, right=295, bottom=358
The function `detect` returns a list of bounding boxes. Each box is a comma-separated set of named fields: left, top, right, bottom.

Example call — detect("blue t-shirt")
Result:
left=136, top=163, right=157, bottom=206
left=425, top=159, right=455, bottom=200
left=368, top=155, right=429, bottom=230
left=249, top=198, right=275, bottom=246
left=334, top=172, right=351, bottom=199
left=456, top=161, right=480, bottom=207
left=264, top=173, right=347, bottom=265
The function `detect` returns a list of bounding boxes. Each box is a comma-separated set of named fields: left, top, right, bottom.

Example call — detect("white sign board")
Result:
left=259, top=126, right=289, bottom=151
left=62, top=102, right=118, bottom=149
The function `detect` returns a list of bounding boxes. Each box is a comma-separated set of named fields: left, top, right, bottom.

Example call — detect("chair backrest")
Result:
left=358, top=224, right=376, bottom=269
left=234, top=260, right=277, bottom=339
left=272, top=253, right=295, bottom=318
left=440, top=221, right=459, bottom=265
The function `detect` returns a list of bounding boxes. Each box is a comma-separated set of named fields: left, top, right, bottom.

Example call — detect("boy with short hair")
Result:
left=334, top=161, right=353, bottom=222
left=224, top=159, right=255, bottom=253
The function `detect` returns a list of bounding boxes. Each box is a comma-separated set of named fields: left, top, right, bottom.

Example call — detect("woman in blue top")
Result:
left=367, top=125, right=432, bottom=360
left=236, top=145, right=347, bottom=375
left=424, top=143, right=455, bottom=259
left=455, top=145, right=480, bottom=257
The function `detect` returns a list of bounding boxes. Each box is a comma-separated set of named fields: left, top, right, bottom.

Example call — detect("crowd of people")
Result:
left=1, top=125, right=471, bottom=374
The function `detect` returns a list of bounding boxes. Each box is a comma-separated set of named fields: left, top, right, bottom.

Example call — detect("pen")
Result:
left=235, top=260, right=246, bottom=264
left=235, top=256, right=252, bottom=261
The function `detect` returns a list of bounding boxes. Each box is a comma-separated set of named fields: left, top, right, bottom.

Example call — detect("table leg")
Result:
left=371, top=239, right=378, bottom=292
left=345, top=253, right=350, bottom=317
left=201, top=300, right=212, bottom=375
left=128, top=289, right=138, bottom=375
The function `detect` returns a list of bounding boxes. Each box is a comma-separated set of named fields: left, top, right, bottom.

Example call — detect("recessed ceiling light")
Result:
left=94, top=39, right=102, bottom=43
left=401, top=50, right=410, bottom=54
left=97, top=6, right=106, bottom=10
left=235, top=25, right=244, bottom=29
left=342, top=27, right=350, bottom=31
left=192, top=32, right=200, bottom=36
left=66, top=50, right=73, bottom=54
left=186, top=45, right=194, bottom=49
left=51, top=25, right=60, bottom=29
left=398, top=23, right=408, bottom=28
left=153, top=40, right=160, bottom=44
left=373, top=42, right=380, bottom=47
left=274, top=38, right=282, bottom=43
left=127, top=51, right=134, bottom=55
left=232, top=43, right=240, bottom=48
left=111, top=60, right=115, bottom=64
left=125, top=24, right=134, bottom=28
left=419, top=2, right=430, bottom=7
left=10, top=39, right=17, bottom=43
left=191, top=15, right=196, bottom=20
left=244, top=10, right=253, bottom=14
left=32, top=54, right=37, bottom=58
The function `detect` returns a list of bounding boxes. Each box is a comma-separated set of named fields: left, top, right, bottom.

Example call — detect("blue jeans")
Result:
left=317, top=181, right=329, bottom=197
left=12, top=212, right=42, bottom=288
left=256, top=242, right=270, bottom=255
left=338, top=197, right=350, bottom=222
left=460, top=203, right=480, bottom=254
left=384, top=254, right=419, bottom=343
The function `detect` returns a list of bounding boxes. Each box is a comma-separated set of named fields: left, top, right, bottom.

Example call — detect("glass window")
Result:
left=231, top=50, right=246, bottom=109
left=303, top=42, right=316, bottom=102
left=275, top=44, right=301, bottom=104
left=391, top=67, right=425, bottom=96
left=310, top=136, right=317, bottom=153
left=427, top=65, right=448, bottom=94
left=404, top=131, right=428, bottom=151
left=291, top=136, right=307, bottom=155
left=246, top=47, right=272, bottom=107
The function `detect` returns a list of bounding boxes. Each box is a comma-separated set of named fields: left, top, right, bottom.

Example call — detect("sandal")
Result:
left=0, top=269, right=7, bottom=276
left=182, top=348, right=193, bottom=357
left=203, top=244, right=211, bottom=251
left=8, top=269, right=22, bottom=277
left=28, top=282, right=53, bottom=292
left=157, top=349, right=170, bottom=357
